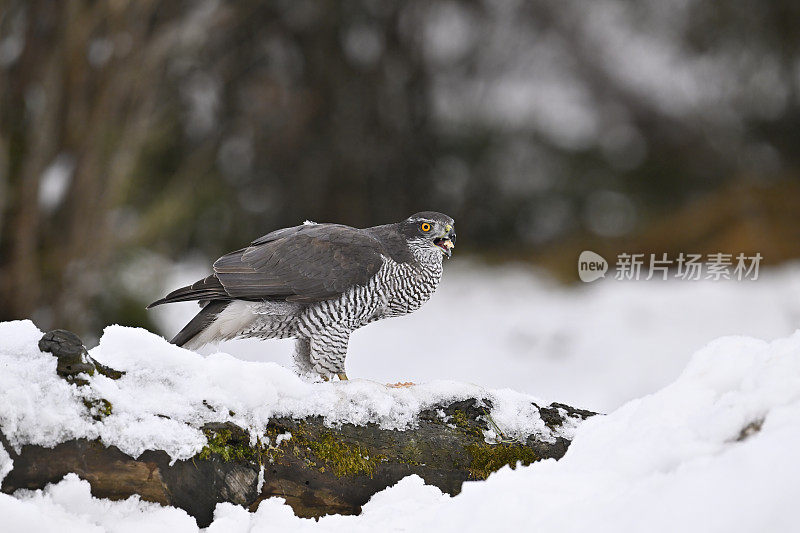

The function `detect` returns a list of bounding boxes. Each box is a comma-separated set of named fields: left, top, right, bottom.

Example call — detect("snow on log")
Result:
left=0, top=323, right=595, bottom=527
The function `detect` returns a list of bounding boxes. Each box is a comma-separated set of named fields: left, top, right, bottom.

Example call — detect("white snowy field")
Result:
left=2, top=261, right=800, bottom=532
left=1, top=320, right=800, bottom=531
left=151, top=260, right=800, bottom=412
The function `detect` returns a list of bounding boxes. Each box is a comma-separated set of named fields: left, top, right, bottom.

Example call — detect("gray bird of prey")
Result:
left=147, top=212, right=456, bottom=380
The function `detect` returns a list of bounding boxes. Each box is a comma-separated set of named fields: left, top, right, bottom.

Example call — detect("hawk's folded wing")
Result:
left=212, top=224, right=386, bottom=303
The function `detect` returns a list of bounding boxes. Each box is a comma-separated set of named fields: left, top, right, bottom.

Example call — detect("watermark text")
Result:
left=578, top=251, right=762, bottom=282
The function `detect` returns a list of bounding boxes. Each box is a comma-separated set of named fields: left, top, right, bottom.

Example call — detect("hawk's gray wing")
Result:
left=212, top=224, right=387, bottom=303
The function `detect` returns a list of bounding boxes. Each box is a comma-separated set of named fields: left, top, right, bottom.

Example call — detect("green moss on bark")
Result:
left=466, top=442, right=538, bottom=480
left=198, top=429, right=256, bottom=462
left=291, top=425, right=384, bottom=478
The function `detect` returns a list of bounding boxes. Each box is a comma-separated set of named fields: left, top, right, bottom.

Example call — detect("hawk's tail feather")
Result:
left=170, top=300, right=230, bottom=347
left=146, top=275, right=229, bottom=308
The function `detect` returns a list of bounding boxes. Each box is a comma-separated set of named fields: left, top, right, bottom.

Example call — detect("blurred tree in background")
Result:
left=1, top=0, right=799, bottom=336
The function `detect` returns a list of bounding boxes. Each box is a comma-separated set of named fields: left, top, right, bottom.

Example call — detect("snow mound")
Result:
left=313, top=330, right=800, bottom=532
left=2, top=474, right=196, bottom=533
left=0, top=320, right=559, bottom=461
left=3, top=321, right=799, bottom=531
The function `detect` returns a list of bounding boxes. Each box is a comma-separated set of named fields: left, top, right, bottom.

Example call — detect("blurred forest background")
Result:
left=1, top=0, right=800, bottom=337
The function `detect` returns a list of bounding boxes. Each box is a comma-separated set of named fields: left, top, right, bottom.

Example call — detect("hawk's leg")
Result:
left=320, top=373, right=349, bottom=382
left=292, top=338, right=314, bottom=375
left=308, top=327, right=351, bottom=380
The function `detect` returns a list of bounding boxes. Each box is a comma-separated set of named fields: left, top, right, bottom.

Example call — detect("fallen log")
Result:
left=1, top=330, right=596, bottom=527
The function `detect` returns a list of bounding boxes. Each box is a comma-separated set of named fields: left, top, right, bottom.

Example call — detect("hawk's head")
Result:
left=399, top=211, right=456, bottom=258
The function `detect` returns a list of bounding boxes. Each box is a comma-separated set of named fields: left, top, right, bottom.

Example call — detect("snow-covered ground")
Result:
left=151, top=260, right=800, bottom=412
left=3, top=261, right=800, bottom=531
left=2, top=322, right=800, bottom=532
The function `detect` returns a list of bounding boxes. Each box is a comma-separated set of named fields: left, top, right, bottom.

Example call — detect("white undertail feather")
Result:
left=183, top=301, right=258, bottom=350
left=184, top=300, right=303, bottom=350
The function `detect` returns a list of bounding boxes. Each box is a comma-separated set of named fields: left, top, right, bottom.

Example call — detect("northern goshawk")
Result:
left=147, top=212, right=456, bottom=380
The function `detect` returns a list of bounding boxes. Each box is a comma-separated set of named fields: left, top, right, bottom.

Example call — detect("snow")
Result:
left=256, top=465, right=265, bottom=494
left=153, top=261, right=800, bottom=412
left=0, top=321, right=96, bottom=451
left=0, top=440, right=11, bottom=484
left=220, top=330, right=793, bottom=531
left=370, top=332, right=800, bottom=533
left=3, top=263, right=800, bottom=530
left=0, top=474, right=196, bottom=533
left=2, top=317, right=800, bottom=530
left=0, top=320, right=559, bottom=461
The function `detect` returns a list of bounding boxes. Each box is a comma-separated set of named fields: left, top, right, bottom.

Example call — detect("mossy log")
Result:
left=1, top=330, right=596, bottom=527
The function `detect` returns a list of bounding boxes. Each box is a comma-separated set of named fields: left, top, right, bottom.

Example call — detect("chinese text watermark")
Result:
left=578, top=251, right=762, bottom=282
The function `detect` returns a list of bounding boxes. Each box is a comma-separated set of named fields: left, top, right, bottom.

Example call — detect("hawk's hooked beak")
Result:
left=433, top=226, right=456, bottom=258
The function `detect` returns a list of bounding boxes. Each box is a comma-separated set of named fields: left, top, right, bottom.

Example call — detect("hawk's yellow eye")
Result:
left=421, top=222, right=431, bottom=232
